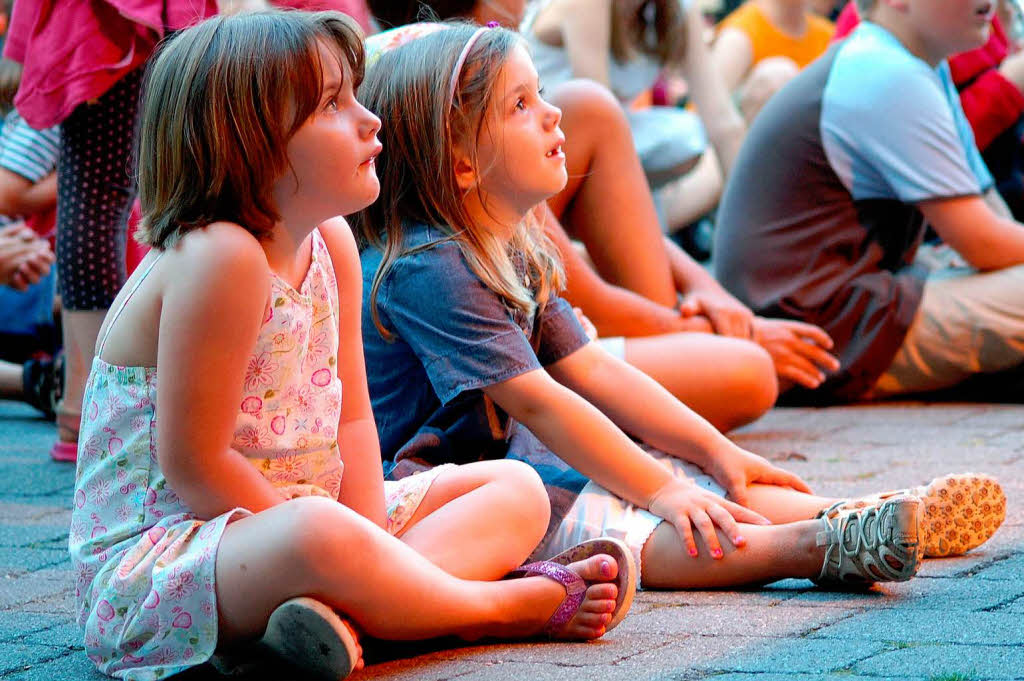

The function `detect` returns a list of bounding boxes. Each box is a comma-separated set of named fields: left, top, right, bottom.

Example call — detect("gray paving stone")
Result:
left=0, top=503, right=70, bottom=526
left=0, top=613, right=62, bottom=642
left=705, top=638, right=888, bottom=674
left=0, top=547, right=69, bottom=572
left=20, top=621, right=81, bottom=648
left=854, top=643, right=1024, bottom=679
left=1, top=400, right=1021, bottom=681
left=0, top=525, right=67, bottom=549
left=616, top=604, right=850, bottom=638
left=809, top=610, right=1024, bottom=645
left=2, top=650, right=107, bottom=681
left=0, top=573, right=69, bottom=611
left=0, top=644, right=70, bottom=675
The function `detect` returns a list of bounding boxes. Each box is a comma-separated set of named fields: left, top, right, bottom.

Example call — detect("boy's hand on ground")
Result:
left=752, top=317, right=839, bottom=389
left=648, top=478, right=769, bottom=559
left=706, top=446, right=813, bottom=507
left=678, top=288, right=754, bottom=339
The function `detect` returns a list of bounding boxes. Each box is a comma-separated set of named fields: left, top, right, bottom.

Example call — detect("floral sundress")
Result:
left=69, top=229, right=447, bottom=680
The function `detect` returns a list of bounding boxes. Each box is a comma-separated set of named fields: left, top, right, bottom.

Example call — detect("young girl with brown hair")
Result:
left=355, top=21, right=1005, bottom=596
left=70, top=11, right=637, bottom=681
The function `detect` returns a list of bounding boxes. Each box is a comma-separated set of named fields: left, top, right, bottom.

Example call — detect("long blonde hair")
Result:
left=353, top=24, right=565, bottom=339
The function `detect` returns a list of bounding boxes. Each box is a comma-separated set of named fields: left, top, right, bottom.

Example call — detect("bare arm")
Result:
left=544, top=207, right=712, bottom=336
left=156, top=225, right=286, bottom=519
left=549, top=342, right=811, bottom=503
left=710, top=27, right=755, bottom=95
left=919, top=194, right=1024, bottom=270
left=552, top=0, right=614, bottom=89
left=319, top=218, right=386, bottom=527
left=485, top=351, right=778, bottom=556
left=664, top=234, right=754, bottom=338
left=0, top=169, right=57, bottom=217
left=675, top=3, right=747, bottom=176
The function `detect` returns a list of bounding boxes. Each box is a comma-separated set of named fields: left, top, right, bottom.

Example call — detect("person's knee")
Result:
left=278, top=496, right=374, bottom=573
left=719, top=342, right=778, bottom=430
left=548, top=79, right=628, bottom=132
left=490, top=459, right=551, bottom=544
left=739, top=57, right=799, bottom=121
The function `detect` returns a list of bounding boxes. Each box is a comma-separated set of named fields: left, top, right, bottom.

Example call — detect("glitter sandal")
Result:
left=508, top=537, right=637, bottom=637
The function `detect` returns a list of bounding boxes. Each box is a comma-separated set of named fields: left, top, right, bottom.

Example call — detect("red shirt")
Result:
left=5, top=1, right=217, bottom=130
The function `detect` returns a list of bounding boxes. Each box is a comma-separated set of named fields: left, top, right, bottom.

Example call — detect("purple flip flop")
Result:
left=508, top=537, right=637, bottom=637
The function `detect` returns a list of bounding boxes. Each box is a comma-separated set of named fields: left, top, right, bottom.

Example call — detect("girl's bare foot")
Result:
left=467, top=554, right=621, bottom=642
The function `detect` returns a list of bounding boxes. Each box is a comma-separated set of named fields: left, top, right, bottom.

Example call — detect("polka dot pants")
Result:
left=56, top=68, right=143, bottom=311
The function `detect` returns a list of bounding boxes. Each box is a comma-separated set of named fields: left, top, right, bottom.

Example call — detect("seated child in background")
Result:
left=71, top=11, right=636, bottom=681
left=368, top=1, right=838, bottom=431
left=714, top=0, right=835, bottom=121
left=0, top=54, right=59, bottom=416
left=356, top=22, right=1006, bottom=598
left=835, top=0, right=1024, bottom=221
left=714, top=0, right=1024, bottom=404
left=519, top=0, right=742, bottom=233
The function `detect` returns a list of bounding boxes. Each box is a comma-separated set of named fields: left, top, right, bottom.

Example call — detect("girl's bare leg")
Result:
left=624, top=333, right=778, bottom=432
left=396, top=459, right=551, bottom=580
left=741, top=483, right=842, bottom=525
left=546, top=80, right=677, bottom=307
left=215, top=497, right=619, bottom=644
left=640, top=519, right=824, bottom=589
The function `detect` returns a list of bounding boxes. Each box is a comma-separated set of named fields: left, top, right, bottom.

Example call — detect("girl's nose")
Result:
left=360, top=105, right=382, bottom=139
left=544, top=101, right=562, bottom=130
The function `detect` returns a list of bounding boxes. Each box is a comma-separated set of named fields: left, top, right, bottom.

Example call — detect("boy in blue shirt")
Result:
left=714, top=0, right=1024, bottom=402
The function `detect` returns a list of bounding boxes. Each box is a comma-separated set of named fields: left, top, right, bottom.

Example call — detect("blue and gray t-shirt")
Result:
left=714, top=22, right=993, bottom=402
left=361, top=222, right=591, bottom=530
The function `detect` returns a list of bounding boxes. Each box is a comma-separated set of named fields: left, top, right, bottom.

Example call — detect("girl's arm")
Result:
left=710, top=27, right=755, bottom=97
left=156, top=225, right=288, bottom=519
left=484, top=363, right=771, bottom=556
left=676, top=2, right=747, bottom=176
left=544, top=205, right=713, bottom=336
left=318, top=217, right=387, bottom=527
left=548, top=0, right=614, bottom=89
left=546, top=341, right=811, bottom=505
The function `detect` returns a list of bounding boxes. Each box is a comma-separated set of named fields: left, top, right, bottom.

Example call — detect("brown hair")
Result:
left=353, top=23, right=565, bottom=339
left=0, top=58, right=22, bottom=114
left=610, top=0, right=687, bottom=67
left=135, top=10, right=364, bottom=249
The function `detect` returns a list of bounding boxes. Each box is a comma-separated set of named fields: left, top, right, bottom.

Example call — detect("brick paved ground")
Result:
left=1, top=399, right=1021, bottom=681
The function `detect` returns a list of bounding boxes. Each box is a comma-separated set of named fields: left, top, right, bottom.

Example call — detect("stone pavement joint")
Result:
left=1, top=399, right=1022, bottom=681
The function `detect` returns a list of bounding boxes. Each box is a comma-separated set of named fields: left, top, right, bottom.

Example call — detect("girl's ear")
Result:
left=453, top=147, right=478, bottom=191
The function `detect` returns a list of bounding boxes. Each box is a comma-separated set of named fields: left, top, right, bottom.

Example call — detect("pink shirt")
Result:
left=5, top=1, right=217, bottom=130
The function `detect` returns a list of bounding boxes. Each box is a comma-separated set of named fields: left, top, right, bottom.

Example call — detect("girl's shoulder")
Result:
left=166, top=221, right=271, bottom=293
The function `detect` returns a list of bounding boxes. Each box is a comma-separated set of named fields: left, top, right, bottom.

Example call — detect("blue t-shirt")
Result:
left=714, top=22, right=993, bottom=402
left=361, top=222, right=591, bottom=523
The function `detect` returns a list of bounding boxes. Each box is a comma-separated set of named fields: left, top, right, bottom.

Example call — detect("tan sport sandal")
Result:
left=820, top=473, right=1005, bottom=558
left=814, top=495, right=923, bottom=586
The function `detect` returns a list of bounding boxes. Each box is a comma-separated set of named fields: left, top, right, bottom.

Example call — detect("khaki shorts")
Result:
left=873, top=263, right=1024, bottom=397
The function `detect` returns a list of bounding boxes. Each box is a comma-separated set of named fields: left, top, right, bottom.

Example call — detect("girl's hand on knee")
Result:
left=648, top=479, right=769, bottom=559
left=707, top=447, right=813, bottom=506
